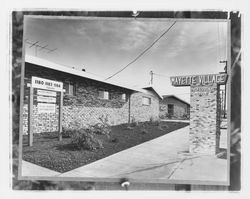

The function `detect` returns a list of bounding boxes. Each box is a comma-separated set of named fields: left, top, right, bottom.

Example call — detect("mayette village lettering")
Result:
left=170, top=73, right=228, bottom=155
left=170, top=73, right=227, bottom=87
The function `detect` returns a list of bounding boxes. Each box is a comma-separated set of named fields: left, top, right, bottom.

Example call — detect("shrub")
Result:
left=129, top=116, right=138, bottom=127
left=124, top=125, right=134, bottom=130
left=88, top=115, right=111, bottom=138
left=149, top=117, right=160, bottom=126
left=159, top=113, right=165, bottom=119
left=165, top=113, right=172, bottom=119
left=70, top=129, right=103, bottom=151
left=62, top=128, right=76, bottom=138
left=110, top=137, right=119, bottom=143
left=140, top=128, right=149, bottom=134
left=182, top=113, right=190, bottom=120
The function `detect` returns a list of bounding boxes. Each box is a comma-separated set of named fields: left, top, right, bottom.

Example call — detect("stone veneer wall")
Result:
left=189, top=84, right=220, bottom=155
left=23, top=104, right=59, bottom=134
left=22, top=63, right=159, bottom=134
left=130, top=92, right=159, bottom=122
left=159, top=96, right=189, bottom=119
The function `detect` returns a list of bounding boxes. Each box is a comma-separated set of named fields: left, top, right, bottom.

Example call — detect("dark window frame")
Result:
left=142, top=96, right=151, bottom=106
left=64, top=81, right=76, bottom=96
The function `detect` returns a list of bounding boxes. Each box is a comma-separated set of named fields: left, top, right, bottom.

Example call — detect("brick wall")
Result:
left=22, top=63, right=159, bottom=134
left=189, top=84, right=220, bottom=155
left=160, top=96, right=189, bottom=119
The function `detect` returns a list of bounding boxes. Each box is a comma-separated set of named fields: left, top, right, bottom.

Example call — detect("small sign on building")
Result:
left=37, top=89, right=57, bottom=97
left=37, top=103, right=56, bottom=113
left=37, top=96, right=56, bottom=103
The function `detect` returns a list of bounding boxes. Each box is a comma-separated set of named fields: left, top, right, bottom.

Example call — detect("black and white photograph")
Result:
left=8, top=9, right=243, bottom=192
left=18, top=15, right=230, bottom=185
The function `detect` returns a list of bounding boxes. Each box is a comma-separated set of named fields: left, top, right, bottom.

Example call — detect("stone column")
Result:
left=189, top=83, right=220, bottom=155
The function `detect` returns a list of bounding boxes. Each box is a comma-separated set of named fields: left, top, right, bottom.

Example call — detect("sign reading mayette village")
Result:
left=32, top=76, right=63, bottom=91
left=170, top=73, right=227, bottom=155
left=170, top=73, right=227, bottom=87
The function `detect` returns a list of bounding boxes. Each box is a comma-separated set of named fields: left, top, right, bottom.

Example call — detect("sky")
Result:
left=24, top=17, right=228, bottom=103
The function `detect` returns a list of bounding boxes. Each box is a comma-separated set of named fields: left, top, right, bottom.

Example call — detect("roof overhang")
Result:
left=25, top=55, right=142, bottom=92
left=142, top=86, right=163, bottom=100
left=162, top=95, right=190, bottom=106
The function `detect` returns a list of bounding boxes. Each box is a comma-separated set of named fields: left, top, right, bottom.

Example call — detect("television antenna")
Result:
left=25, top=39, right=57, bottom=56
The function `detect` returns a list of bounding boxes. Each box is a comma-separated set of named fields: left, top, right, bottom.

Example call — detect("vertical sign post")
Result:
left=28, top=86, right=34, bottom=146
left=58, top=91, right=63, bottom=141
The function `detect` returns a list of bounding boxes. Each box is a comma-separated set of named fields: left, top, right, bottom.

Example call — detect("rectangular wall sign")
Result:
left=37, top=103, right=56, bottom=113
left=37, top=96, right=56, bottom=103
left=37, top=89, right=57, bottom=97
left=32, top=76, right=63, bottom=91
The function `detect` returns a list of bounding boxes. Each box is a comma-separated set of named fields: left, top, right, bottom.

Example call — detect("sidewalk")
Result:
left=22, top=125, right=227, bottom=183
left=58, top=126, right=190, bottom=179
left=161, top=119, right=190, bottom=123
left=22, top=160, right=60, bottom=177
left=58, top=126, right=227, bottom=182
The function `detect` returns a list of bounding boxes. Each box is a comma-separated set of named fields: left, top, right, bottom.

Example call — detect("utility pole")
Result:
left=150, top=70, right=153, bottom=85
left=219, top=60, right=227, bottom=118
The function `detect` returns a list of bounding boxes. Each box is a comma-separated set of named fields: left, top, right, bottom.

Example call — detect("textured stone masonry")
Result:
left=22, top=63, right=159, bottom=134
left=159, top=96, right=189, bottom=119
left=189, top=84, right=220, bottom=155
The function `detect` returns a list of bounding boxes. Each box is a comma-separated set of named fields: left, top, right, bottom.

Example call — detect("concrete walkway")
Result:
left=58, top=126, right=227, bottom=182
left=58, top=126, right=190, bottom=179
left=22, top=125, right=227, bottom=182
left=22, top=160, right=60, bottom=177
left=161, top=119, right=190, bottom=123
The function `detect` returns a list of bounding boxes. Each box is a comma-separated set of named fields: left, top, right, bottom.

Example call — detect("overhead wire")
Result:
left=105, top=21, right=177, bottom=80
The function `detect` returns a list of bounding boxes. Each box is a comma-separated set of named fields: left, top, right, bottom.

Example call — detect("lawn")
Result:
left=22, top=121, right=189, bottom=173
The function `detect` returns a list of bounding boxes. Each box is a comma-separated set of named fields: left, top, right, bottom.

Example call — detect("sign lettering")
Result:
left=170, top=73, right=227, bottom=87
left=37, top=96, right=56, bottom=103
left=37, top=103, right=56, bottom=113
left=32, top=76, right=63, bottom=91
left=37, top=89, right=57, bottom=97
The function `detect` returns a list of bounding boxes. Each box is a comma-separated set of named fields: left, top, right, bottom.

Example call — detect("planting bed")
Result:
left=23, top=121, right=189, bottom=173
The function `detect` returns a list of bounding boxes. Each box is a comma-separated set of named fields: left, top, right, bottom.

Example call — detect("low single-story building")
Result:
left=159, top=95, right=190, bottom=120
left=22, top=55, right=162, bottom=134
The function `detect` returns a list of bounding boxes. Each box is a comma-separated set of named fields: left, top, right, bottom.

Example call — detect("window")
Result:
left=168, top=104, right=174, bottom=115
left=142, top=97, right=151, bottom=105
left=65, top=82, right=76, bottom=96
left=121, top=93, right=126, bottom=101
left=99, top=90, right=109, bottom=100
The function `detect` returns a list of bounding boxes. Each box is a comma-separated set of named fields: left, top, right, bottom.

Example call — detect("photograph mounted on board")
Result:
left=18, top=15, right=230, bottom=185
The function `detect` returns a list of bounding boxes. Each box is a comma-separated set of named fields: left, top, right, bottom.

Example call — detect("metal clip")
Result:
left=120, top=178, right=130, bottom=190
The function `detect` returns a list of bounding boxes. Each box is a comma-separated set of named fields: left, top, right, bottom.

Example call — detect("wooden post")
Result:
left=128, top=93, right=131, bottom=123
left=28, top=86, right=34, bottom=146
left=58, top=91, right=63, bottom=141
